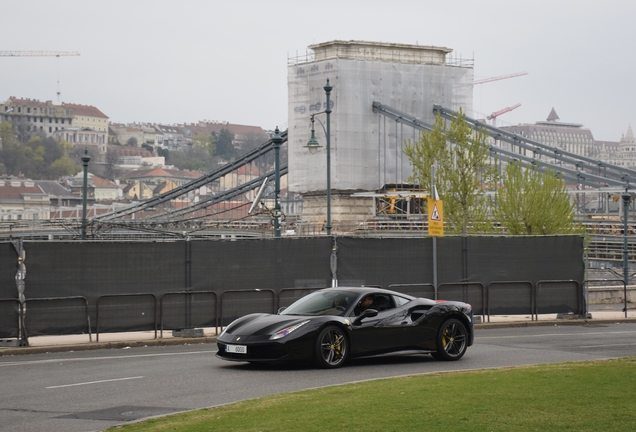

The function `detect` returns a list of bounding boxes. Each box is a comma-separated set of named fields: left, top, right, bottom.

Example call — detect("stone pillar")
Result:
left=301, top=191, right=375, bottom=232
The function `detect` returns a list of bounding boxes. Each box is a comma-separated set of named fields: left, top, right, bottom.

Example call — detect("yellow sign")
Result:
left=427, top=198, right=444, bottom=237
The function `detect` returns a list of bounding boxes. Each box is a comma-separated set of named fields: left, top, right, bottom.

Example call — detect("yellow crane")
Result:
left=0, top=51, right=81, bottom=100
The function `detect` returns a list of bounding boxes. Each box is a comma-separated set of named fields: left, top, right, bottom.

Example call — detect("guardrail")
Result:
left=584, top=279, right=628, bottom=318
left=96, top=294, right=157, bottom=342
left=0, top=298, right=22, bottom=340
left=23, top=296, right=92, bottom=342
left=1, top=280, right=587, bottom=345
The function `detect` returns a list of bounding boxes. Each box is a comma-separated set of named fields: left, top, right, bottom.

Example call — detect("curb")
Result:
left=2, top=318, right=636, bottom=357
left=474, top=318, right=636, bottom=329
left=0, top=336, right=218, bottom=357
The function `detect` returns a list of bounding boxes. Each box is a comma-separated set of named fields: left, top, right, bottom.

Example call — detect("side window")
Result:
left=371, top=294, right=394, bottom=312
left=393, top=295, right=411, bottom=307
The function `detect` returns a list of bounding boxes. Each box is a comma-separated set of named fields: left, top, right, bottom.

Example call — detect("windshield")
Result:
left=281, top=291, right=355, bottom=317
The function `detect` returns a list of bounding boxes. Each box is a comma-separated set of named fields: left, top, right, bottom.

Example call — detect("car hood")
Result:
left=224, top=314, right=312, bottom=339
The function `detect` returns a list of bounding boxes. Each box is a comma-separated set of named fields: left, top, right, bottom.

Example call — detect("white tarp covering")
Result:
left=288, top=55, right=473, bottom=194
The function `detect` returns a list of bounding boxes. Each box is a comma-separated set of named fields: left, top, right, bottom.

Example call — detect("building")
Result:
left=499, top=108, right=596, bottom=158
left=0, top=98, right=109, bottom=147
left=0, top=176, right=50, bottom=220
left=0, top=97, right=73, bottom=140
left=109, top=124, right=145, bottom=147
left=35, top=180, right=81, bottom=207
left=612, top=125, right=636, bottom=169
left=153, top=125, right=184, bottom=150
left=122, top=181, right=154, bottom=200
left=122, top=167, right=202, bottom=187
left=180, top=121, right=269, bottom=152
left=62, top=103, right=109, bottom=137
left=287, top=40, right=473, bottom=224
left=63, top=172, right=121, bottom=202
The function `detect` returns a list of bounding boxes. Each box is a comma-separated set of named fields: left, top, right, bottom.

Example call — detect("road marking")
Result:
left=46, top=376, right=143, bottom=389
left=0, top=350, right=217, bottom=367
left=579, top=343, right=636, bottom=348
left=477, top=330, right=636, bottom=340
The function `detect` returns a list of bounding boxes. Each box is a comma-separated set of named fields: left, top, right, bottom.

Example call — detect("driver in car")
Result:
left=354, top=295, right=374, bottom=315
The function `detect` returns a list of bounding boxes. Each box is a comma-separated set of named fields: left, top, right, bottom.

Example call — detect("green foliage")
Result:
left=214, top=128, right=236, bottom=160
left=404, top=110, right=498, bottom=234
left=157, top=147, right=169, bottom=158
left=49, top=156, right=79, bottom=178
left=0, top=122, right=78, bottom=179
left=494, top=161, right=578, bottom=235
left=193, top=133, right=217, bottom=158
left=167, top=146, right=216, bottom=172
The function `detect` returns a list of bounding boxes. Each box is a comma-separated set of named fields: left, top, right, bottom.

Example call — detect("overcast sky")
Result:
left=2, top=0, right=634, bottom=141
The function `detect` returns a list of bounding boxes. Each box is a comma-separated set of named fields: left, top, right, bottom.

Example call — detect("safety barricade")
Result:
left=486, top=281, right=534, bottom=322
left=159, top=290, right=217, bottom=337
left=438, top=282, right=486, bottom=319
left=96, top=293, right=157, bottom=342
left=536, top=279, right=583, bottom=319
left=220, top=289, right=275, bottom=328
left=0, top=298, right=21, bottom=339
left=23, top=296, right=91, bottom=341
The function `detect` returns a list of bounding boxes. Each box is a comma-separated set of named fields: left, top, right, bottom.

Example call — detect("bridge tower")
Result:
left=287, top=40, right=474, bottom=228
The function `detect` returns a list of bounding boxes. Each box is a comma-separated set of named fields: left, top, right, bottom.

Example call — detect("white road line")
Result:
left=0, top=350, right=217, bottom=367
left=46, top=376, right=144, bottom=389
left=579, top=343, right=636, bottom=348
left=477, top=330, right=636, bottom=340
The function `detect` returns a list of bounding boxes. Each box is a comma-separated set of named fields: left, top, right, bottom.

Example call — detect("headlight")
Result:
left=270, top=320, right=310, bottom=340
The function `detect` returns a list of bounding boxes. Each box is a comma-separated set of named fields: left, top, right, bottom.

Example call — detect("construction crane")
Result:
left=0, top=51, right=80, bottom=57
left=1, top=51, right=80, bottom=101
left=474, top=71, right=528, bottom=85
left=487, top=103, right=521, bottom=125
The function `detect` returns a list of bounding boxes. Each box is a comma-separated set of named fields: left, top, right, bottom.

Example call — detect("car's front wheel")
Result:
left=314, top=325, right=348, bottom=368
left=431, top=318, right=468, bottom=361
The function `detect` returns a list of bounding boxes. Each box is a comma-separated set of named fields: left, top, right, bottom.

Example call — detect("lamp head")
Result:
left=304, top=116, right=322, bottom=155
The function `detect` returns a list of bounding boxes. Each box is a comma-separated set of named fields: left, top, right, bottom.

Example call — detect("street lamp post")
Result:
left=305, top=78, right=333, bottom=235
left=81, top=148, right=90, bottom=240
left=271, top=127, right=283, bottom=238
left=622, top=191, right=631, bottom=318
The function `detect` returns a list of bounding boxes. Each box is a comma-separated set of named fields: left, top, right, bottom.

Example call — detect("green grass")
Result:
left=111, top=357, right=636, bottom=432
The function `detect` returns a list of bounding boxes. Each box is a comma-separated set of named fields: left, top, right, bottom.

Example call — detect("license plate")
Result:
left=226, top=344, right=247, bottom=354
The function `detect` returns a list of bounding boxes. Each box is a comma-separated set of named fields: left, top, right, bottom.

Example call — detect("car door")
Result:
left=348, top=294, right=413, bottom=355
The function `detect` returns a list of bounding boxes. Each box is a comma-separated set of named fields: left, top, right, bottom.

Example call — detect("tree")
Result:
left=167, top=146, right=216, bottom=172
left=404, top=110, right=498, bottom=234
left=193, top=133, right=217, bottom=158
left=493, top=161, right=578, bottom=235
left=214, top=128, right=236, bottom=160
left=0, top=124, right=78, bottom=179
left=126, top=137, right=138, bottom=147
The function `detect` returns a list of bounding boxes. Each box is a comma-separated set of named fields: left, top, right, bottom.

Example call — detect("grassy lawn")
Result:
left=111, top=357, right=636, bottom=432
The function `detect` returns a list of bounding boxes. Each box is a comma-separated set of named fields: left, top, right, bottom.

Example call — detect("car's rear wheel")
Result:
left=431, top=318, right=468, bottom=361
left=314, top=325, right=348, bottom=368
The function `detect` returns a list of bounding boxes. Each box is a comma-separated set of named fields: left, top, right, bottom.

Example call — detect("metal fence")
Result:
left=0, top=235, right=585, bottom=345
left=1, top=278, right=585, bottom=346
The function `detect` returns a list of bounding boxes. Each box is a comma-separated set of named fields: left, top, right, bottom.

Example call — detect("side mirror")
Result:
left=353, top=308, right=378, bottom=326
left=277, top=307, right=287, bottom=314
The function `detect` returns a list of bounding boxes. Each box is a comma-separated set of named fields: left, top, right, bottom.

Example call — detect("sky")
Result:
left=1, top=0, right=634, bottom=141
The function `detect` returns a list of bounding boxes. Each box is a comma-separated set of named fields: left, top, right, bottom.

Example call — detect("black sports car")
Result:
left=216, top=287, right=474, bottom=368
